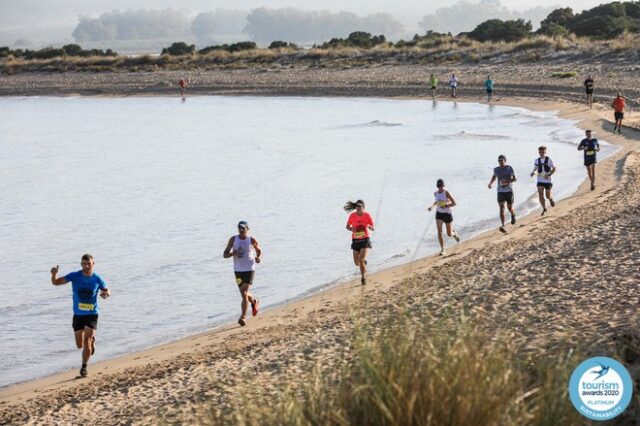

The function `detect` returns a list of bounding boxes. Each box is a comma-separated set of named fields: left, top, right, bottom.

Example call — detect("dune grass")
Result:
left=1, top=34, right=638, bottom=74
left=183, top=310, right=592, bottom=426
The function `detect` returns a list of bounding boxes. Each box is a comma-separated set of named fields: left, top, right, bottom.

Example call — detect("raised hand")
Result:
left=50, top=265, right=59, bottom=275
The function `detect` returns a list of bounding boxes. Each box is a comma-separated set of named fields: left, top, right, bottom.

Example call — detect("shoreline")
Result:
left=1, top=93, right=638, bottom=424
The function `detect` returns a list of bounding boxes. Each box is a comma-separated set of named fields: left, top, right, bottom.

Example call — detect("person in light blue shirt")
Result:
left=51, top=253, right=110, bottom=378
left=485, top=75, right=494, bottom=102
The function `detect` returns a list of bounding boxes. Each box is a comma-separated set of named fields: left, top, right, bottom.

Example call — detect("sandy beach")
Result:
left=1, top=82, right=639, bottom=423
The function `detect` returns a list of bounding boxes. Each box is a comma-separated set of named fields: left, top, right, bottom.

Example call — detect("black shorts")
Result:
left=73, top=314, right=98, bottom=331
left=537, top=182, right=553, bottom=190
left=487, top=89, right=493, bottom=94
left=351, top=238, right=372, bottom=251
left=431, top=86, right=437, bottom=90
left=235, top=271, right=255, bottom=286
left=615, top=111, right=624, bottom=120
left=584, top=157, right=597, bottom=166
left=435, top=212, right=453, bottom=223
left=497, top=191, right=514, bottom=204
left=586, top=89, right=594, bottom=95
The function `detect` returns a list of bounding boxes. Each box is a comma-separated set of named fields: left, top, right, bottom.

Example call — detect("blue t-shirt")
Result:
left=485, top=79, right=494, bottom=91
left=64, top=271, right=107, bottom=316
left=579, top=138, right=599, bottom=160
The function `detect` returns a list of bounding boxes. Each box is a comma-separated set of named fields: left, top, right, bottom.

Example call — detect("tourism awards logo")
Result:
left=569, top=356, right=633, bottom=421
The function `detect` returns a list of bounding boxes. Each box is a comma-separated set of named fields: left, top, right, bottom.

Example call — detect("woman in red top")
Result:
left=179, top=78, right=187, bottom=97
left=344, top=199, right=375, bottom=285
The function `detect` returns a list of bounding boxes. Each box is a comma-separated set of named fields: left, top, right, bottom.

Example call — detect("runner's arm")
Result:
left=488, top=174, right=496, bottom=188
left=223, top=237, right=235, bottom=258
left=251, top=237, right=262, bottom=262
left=50, top=265, right=68, bottom=285
left=446, top=191, right=457, bottom=208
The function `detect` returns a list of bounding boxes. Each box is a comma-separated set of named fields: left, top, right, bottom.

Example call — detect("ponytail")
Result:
left=343, top=199, right=365, bottom=212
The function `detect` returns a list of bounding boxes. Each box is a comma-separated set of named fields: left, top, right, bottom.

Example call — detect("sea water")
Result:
left=0, top=96, right=615, bottom=387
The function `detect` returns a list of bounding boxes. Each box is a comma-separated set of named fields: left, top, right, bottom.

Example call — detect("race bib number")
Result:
left=586, top=150, right=595, bottom=155
left=78, top=303, right=95, bottom=311
left=437, top=201, right=447, bottom=207
left=354, top=231, right=366, bottom=238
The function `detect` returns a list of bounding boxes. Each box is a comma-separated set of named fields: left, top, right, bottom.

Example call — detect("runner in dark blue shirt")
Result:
left=578, top=129, right=600, bottom=190
left=51, top=254, right=110, bottom=378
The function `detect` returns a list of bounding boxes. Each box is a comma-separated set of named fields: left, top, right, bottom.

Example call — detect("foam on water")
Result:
left=0, top=96, right=616, bottom=387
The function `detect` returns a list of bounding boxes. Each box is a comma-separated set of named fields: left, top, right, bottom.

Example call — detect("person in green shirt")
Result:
left=429, top=74, right=438, bottom=99
left=484, top=75, right=494, bottom=102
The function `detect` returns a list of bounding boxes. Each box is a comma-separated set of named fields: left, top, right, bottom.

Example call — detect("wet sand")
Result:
left=0, top=93, right=639, bottom=424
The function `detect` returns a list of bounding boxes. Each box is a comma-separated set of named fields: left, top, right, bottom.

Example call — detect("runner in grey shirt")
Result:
left=488, top=154, right=517, bottom=233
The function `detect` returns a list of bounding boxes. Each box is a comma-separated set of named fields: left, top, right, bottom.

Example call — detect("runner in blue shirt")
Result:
left=578, top=129, right=600, bottom=190
left=485, top=75, right=494, bottom=102
left=51, top=254, right=110, bottom=378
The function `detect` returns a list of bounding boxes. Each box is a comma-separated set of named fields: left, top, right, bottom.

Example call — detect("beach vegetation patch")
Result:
left=468, top=19, right=533, bottom=42
left=551, top=71, right=578, bottom=78
left=161, top=42, right=195, bottom=56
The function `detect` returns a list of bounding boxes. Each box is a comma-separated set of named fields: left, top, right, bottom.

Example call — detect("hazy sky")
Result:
left=0, top=0, right=613, bottom=44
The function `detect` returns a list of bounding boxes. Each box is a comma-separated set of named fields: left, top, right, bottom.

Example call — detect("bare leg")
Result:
left=537, top=186, right=546, bottom=209
left=82, top=327, right=95, bottom=365
left=238, top=283, right=254, bottom=320
left=498, top=202, right=506, bottom=226
left=445, top=221, right=454, bottom=237
left=74, top=329, right=84, bottom=349
left=352, top=250, right=360, bottom=266
left=359, top=248, right=368, bottom=278
left=436, top=220, right=445, bottom=251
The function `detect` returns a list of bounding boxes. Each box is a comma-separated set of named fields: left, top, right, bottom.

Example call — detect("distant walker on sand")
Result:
left=449, top=73, right=459, bottom=98
left=50, top=254, right=110, bottom=378
left=584, top=74, right=594, bottom=109
left=345, top=200, right=375, bottom=285
left=485, top=75, right=494, bottom=102
left=223, top=221, right=261, bottom=326
left=578, top=129, right=600, bottom=191
left=179, top=78, right=187, bottom=97
left=428, top=179, right=460, bottom=256
left=429, top=74, right=438, bottom=98
left=530, top=146, right=557, bottom=216
left=488, top=154, right=517, bottom=233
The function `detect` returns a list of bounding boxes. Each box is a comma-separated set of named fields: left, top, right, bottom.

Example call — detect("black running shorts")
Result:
left=497, top=191, right=514, bottom=204
left=537, top=182, right=553, bottom=190
left=584, top=156, right=597, bottom=166
left=435, top=212, right=453, bottom=223
left=235, top=271, right=255, bottom=286
left=73, top=314, right=98, bottom=331
left=615, top=111, right=624, bottom=120
left=351, top=238, right=372, bottom=252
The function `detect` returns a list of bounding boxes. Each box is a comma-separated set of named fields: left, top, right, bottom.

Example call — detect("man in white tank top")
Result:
left=223, top=221, right=262, bottom=326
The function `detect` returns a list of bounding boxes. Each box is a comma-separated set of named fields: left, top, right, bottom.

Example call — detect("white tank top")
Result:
left=434, top=190, right=451, bottom=214
left=233, top=235, right=255, bottom=272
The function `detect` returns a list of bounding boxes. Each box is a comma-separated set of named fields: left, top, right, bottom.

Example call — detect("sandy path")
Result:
left=0, top=98, right=639, bottom=425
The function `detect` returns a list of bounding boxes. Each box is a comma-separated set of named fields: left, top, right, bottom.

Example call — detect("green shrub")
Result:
left=468, top=19, right=533, bottom=42
left=268, top=41, right=298, bottom=49
left=161, top=42, right=195, bottom=56
left=551, top=71, right=578, bottom=78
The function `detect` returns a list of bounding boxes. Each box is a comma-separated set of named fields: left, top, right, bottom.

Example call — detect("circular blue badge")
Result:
left=569, top=356, right=633, bottom=421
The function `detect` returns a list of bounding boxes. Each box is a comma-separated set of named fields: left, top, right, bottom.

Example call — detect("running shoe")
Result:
left=549, top=199, right=555, bottom=207
left=251, top=297, right=260, bottom=317
left=453, top=232, right=460, bottom=242
left=361, top=277, right=367, bottom=285
left=541, top=208, right=547, bottom=216
left=238, top=317, right=246, bottom=327
left=499, top=226, right=506, bottom=233
left=79, top=366, right=87, bottom=378
left=511, top=214, right=516, bottom=225
left=439, top=250, right=447, bottom=256
left=591, top=184, right=595, bottom=191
